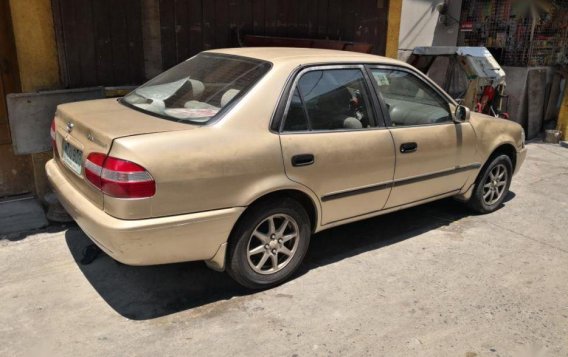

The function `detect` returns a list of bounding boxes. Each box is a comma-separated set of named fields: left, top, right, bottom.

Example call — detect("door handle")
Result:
left=400, top=142, right=418, bottom=153
left=292, top=154, right=314, bottom=167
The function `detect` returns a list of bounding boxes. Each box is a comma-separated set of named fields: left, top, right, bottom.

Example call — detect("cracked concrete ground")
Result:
left=1, top=142, right=567, bottom=357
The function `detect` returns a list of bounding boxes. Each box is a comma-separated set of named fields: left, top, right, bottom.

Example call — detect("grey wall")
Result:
left=398, top=0, right=462, bottom=60
left=432, top=0, right=462, bottom=46
left=6, top=87, right=105, bottom=155
left=503, top=66, right=557, bottom=139
left=503, top=66, right=529, bottom=129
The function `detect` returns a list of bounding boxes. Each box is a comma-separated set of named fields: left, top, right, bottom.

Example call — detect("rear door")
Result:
left=367, top=66, right=478, bottom=208
left=278, top=65, right=396, bottom=225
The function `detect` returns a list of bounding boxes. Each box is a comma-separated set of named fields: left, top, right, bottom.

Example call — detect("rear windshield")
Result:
left=122, top=53, right=271, bottom=124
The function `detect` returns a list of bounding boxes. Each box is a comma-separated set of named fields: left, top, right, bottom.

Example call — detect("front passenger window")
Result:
left=371, top=69, right=451, bottom=126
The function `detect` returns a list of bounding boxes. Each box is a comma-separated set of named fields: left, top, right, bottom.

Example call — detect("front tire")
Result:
left=468, top=154, right=513, bottom=213
left=226, top=198, right=311, bottom=289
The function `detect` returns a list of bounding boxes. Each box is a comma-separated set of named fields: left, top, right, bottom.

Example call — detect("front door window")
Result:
left=370, top=69, right=451, bottom=126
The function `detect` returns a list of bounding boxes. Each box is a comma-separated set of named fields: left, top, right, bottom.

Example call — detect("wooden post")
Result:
left=385, top=0, right=402, bottom=59
left=557, top=79, right=568, bottom=141
left=0, top=0, right=34, bottom=196
left=9, top=0, right=61, bottom=198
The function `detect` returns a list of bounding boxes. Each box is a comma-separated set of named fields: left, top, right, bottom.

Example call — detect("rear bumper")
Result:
left=46, top=159, right=244, bottom=265
left=514, top=147, right=528, bottom=175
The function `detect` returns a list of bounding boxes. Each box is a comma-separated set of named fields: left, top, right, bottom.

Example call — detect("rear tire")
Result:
left=467, top=154, right=513, bottom=214
left=226, top=198, right=311, bottom=289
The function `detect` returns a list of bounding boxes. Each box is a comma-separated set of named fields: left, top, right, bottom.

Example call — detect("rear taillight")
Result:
left=84, top=153, right=105, bottom=189
left=50, top=119, right=58, bottom=155
left=84, top=153, right=156, bottom=198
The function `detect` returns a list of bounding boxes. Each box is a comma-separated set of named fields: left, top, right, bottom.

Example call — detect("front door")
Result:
left=278, top=66, right=396, bottom=225
left=368, top=66, right=478, bottom=208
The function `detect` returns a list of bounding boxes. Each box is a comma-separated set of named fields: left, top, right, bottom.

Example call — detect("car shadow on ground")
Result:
left=1, top=223, right=69, bottom=242
left=65, top=193, right=515, bottom=320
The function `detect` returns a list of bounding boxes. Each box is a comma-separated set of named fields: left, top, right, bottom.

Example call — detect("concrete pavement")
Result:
left=1, top=142, right=567, bottom=356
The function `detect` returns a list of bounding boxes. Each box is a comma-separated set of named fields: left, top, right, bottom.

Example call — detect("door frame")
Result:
left=269, top=62, right=395, bottom=133
left=270, top=61, right=460, bottom=132
left=275, top=63, right=388, bottom=133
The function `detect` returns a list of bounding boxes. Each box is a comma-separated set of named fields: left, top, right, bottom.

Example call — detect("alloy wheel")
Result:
left=482, top=163, right=508, bottom=205
left=246, top=214, right=300, bottom=275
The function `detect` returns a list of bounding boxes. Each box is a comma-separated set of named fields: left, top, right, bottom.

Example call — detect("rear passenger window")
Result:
left=282, top=68, right=375, bottom=131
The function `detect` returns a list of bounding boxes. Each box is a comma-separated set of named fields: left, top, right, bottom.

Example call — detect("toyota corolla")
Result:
left=46, top=48, right=527, bottom=289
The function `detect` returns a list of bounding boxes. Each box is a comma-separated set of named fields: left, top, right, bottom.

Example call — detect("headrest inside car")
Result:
left=188, top=79, right=204, bottom=99
left=343, top=117, right=363, bottom=129
left=221, top=89, right=240, bottom=107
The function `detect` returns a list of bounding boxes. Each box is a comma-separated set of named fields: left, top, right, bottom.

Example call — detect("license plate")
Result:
left=62, top=141, right=83, bottom=175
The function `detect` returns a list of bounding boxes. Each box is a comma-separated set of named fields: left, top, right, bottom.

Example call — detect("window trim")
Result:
left=277, top=64, right=386, bottom=134
left=285, top=87, right=311, bottom=131
left=365, top=64, right=456, bottom=128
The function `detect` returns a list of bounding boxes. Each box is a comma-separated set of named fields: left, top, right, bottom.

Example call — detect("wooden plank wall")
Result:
left=159, top=0, right=387, bottom=69
left=52, top=0, right=146, bottom=88
left=0, top=0, right=33, bottom=196
left=51, top=0, right=387, bottom=87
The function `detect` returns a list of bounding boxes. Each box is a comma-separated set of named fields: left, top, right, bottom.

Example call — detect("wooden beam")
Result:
left=9, top=0, right=61, bottom=198
left=385, top=0, right=402, bottom=59
left=557, top=72, right=568, bottom=141
left=0, top=0, right=33, bottom=196
left=9, top=0, right=60, bottom=92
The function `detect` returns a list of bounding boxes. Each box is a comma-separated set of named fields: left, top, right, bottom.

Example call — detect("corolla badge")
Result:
left=86, top=132, right=106, bottom=148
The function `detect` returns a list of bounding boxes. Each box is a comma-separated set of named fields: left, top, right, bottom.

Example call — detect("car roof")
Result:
left=206, top=47, right=409, bottom=67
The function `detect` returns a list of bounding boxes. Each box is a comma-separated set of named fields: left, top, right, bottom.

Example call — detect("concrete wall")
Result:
left=398, top=0, right=462, bottom=60
left=502, top=67, right=529, bottom=129
left=503, top=66, right=558, bottom=139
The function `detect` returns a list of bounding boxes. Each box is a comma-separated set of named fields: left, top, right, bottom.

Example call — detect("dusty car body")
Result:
left=46, top=48, right=526, bottom=288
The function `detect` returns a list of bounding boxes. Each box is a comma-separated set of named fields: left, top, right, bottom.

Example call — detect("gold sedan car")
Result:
left=46, top=48, right=527, bottom=288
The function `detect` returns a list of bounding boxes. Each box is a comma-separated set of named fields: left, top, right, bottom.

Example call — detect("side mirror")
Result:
left=454, top=105, right=470, bottom=123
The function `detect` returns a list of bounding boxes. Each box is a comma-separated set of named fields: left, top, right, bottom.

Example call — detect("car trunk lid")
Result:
left=53, top=98, right=195, bottom=209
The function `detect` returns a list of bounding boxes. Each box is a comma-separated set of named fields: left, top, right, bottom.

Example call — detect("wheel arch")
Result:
left=206, top=188, right=320, bottom=272
left=455, top=141, right=517, bottom=203
left=477, top=143, right=517, bottom=184
left=238, top=189, right=320, bottom=233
